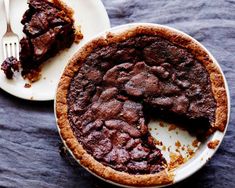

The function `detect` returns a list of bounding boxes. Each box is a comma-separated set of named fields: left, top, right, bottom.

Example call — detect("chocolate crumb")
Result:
left=159, top=121, right=164, bottom=127
left=192, top=139, right=199, bottom=147
left=168, top=146, right=171, bottom=152
left=175, top=140, right=181, bottom=148
left=207, top=139, right=220, bottom=149
left=154, top=139, right=163, bottom=146
left=24, top=83, right=31, bottom=88
left=168, top=124, right=177, bottom=131
left=1, top=56, right=20, bottom=79
left=187, top=147, right=194, bottom=158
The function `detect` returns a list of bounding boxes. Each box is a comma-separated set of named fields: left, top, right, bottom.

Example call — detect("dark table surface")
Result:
left=0, top=0, right=235, bottom=187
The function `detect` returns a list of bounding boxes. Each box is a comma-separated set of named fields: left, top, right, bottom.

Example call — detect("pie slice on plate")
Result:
left=1, top=0, right=83, bottom=81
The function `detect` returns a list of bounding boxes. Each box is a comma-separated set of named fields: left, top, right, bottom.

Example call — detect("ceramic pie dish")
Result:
left=55, top=23, right=230, bottom=187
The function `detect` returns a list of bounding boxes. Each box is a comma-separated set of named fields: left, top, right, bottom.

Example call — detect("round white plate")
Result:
left=55, top=23, right=230, bottom=188
left=0, top=0, right=110, bottom=101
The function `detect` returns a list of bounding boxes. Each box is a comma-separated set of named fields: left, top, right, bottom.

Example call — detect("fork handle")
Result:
left=3, top=0, right=11, bottom=31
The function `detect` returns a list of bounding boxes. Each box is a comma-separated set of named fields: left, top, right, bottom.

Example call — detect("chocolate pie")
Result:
left=1, top=0, right=83, bottom=81
left=56, top=26, right=228, bottom=186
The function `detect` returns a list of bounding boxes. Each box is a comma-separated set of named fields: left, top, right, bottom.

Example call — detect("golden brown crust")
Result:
left=56, top=25, right=228, bottom=186
left=50, top=0, right=74, bottom=18
left=50, top=0, right=83, bottom=43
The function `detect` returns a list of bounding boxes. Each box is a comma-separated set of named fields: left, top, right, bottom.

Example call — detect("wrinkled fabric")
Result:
left=0, top=0, right=235, bottom=187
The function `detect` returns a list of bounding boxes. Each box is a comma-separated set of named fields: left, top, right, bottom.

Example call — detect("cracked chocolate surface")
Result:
left=67, top=35, right=216, bottom=174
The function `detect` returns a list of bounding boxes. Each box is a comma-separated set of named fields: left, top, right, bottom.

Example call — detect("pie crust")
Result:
left=56, top=25, right=228, bottom=186
left=48, top=0, right=83, bottom=43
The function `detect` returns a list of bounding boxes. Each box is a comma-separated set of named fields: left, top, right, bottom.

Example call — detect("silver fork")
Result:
left=2, top=0, right=19, bottom=60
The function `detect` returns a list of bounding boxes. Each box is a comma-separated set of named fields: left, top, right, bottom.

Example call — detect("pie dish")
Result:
left=55, top=24, right=228, bottom=187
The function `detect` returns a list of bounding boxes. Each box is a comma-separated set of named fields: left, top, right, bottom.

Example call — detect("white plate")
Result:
left=55, top=23, right=230, bottom=188
left=0, top=0, right=110, bottom=101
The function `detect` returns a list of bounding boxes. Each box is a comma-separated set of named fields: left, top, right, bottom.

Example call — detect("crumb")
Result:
left=168, top=124, right=177, bottom=131
left=23, top=68, right=41, bottom=82
left=201, top=157, right=203, bottom=161
left=192, top=139, right=199, bottom=148
left=187, top=147, right=195, bottom=158
left=162, top=145, right=166, bottom=151
left=175, top=140, right=181, bottom=148
left=207, top=139, right=220, bottom=149
left=176, top=131, right=178, bottom=135
left=30, top=96, right=34, bottom=100
left=159, top=121, right=164, bottom=127
left=43, top=77, right=46, bottom=80
left=74, top=25, right=83, bottom=43
left=188, top=148, right=194, bottom=155
left=24, top=83, right=31, bottom=88
left=169, top=152, right=185, bottom=170
left=154, top=127, right=157, bottom=130
left=168, top=146, right=171, bottom=152
left=181, top=146, right=185, bottom=151
left=149, top=127, right=152, bottom=131
left=175, top=148, right=180, bottom=153
left=1, top=56, right=20, bottom=79
left=59, top=143, right=67, bottom=157
left=154, top=139, right=163, bottom=146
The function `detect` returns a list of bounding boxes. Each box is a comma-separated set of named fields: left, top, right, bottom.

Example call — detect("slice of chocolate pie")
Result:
left=56, top=26, right=228, bottom=186
left=1, top=0, right=83, bottom=81
left=20, top=0, right=83, bottom=80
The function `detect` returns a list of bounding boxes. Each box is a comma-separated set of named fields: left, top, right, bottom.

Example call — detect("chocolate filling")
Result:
left=67, top=35, right=216, bottom=174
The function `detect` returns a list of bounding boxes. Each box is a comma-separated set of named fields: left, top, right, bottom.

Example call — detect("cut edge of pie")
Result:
left=55, top=25, right=228, bottom=186
left=48, top=0, right=83, bottom=43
